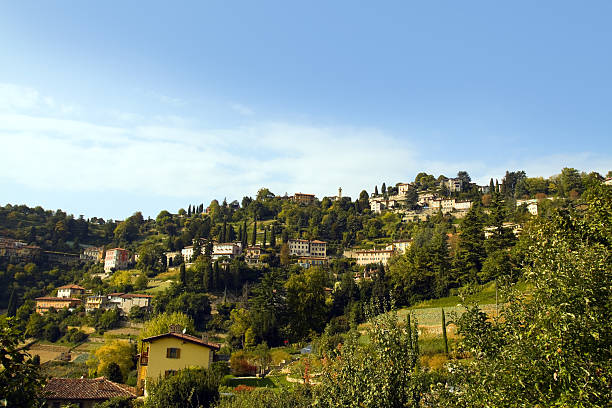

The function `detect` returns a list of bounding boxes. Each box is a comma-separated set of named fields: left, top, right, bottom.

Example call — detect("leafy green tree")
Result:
left=93, top=397, right=133, bottom=408
left=138, top=312, right=195, bottom=345
left=145, top=368, right=219, bottom=408
left=558, top=167, right=584, bottom=197
left=457, top=170, right=471, bottom=187
left=0, top=317, right=45, bottom=408
left=314, top=309, right=421, bottom=408
left=442, top=184, right=612, bottom=407
left=285, top=267, right=329, bottom=340
left=101, top=361, right=124, bottom=383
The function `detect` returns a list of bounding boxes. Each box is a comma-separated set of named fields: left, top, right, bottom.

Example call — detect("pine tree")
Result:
left=453, top=204, right=486, bottom=285
left=251, top=219, right=257, bottom=246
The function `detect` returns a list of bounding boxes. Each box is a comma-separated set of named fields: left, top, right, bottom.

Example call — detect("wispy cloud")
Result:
left=146, top=91, right=186, bottom=107
left=230, top=102, right=254, bottom=116
left=1, top=83, right=610, bottom=215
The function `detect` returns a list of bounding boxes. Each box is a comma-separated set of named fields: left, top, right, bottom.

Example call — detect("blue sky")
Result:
left=1, top=1, right=610, bottom=219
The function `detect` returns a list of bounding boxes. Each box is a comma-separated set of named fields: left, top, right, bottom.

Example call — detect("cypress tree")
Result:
left=270, top=225, right=276, bottom=247
left=187, top=205, right=191, bottom=217
left=489, top=178, right=495, bottom=194
left=374, top=185, right=379, bottom=195
left=442, top=308, right=449, bottom=355
left=382, top=182, right=386, bottom=195
left=203, top=263, right=211, bottom=291
left=179, top=263, right=186, bottom=286
left=220, top=220, right=227, bottom=242
left=263, top=228, right=267, bottom=248
left=6, top=288, right=17, bottom=317
left=251, top=219, right=257, bottom=246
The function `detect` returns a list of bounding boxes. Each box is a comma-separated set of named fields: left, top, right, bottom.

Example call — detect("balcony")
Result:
left=139, top=352, right=148, bottom=366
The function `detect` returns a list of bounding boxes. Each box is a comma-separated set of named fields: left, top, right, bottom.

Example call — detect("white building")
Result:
left=353, top=249, right=395, bottom=266
left=397, top=183, right=412, bottom=195
left=57, top=284, right=86, bottom=299
left=181, top=246, right=195, bottom=262
left=516, top=198, right=539, bottom=215
left=104, top=248, right=130, bottom=273
left=440, top=177, right=463, bottom=193
left=454, top=200, right=472, bottom=211
left=287, top=239, right=327, bottom=257
left=212, top=242, right=242, bottom=260
left=386, top=240, right=412, bottom=254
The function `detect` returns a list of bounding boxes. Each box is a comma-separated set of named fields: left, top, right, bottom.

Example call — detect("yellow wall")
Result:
left=138, top=336, right=214, bottom=387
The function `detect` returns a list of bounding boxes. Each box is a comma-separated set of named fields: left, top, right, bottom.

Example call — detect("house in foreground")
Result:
left=137, top=328, right=220, bottom=395
left=43, top=377, right=137, bottom=408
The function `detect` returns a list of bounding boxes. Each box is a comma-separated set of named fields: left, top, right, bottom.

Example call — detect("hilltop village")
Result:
left=1, top=167, right=610, bottom=407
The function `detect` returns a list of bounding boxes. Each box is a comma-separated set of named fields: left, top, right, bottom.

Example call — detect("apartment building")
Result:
left=212, top=242, right=242, bottom=260
left=288, top=239, right=327, bottom=257
left=104, top=248, right=130, bottom=273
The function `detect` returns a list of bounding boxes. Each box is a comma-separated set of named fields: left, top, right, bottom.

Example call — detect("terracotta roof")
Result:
left=43, top=377, right=137, bottom=400
left=120, top=293, right=153, bottom=299
left=57, top=284, right=86, bottom=290
left=311, top=240, right=327, bottom=244
left=141, top=331, right=221, bottom=350
left=36, top=297, right=81, bottom=302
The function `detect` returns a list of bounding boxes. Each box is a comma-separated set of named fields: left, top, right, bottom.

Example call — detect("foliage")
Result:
left=87, top=340, right=135, bottom=380
left=215, top=386, right=312, bottom=408
left=102, top=361, right=124, bottom=383
left=145, top=368, right=219, bottom=408
left=285, top=267, right=329, bottom=341
left=93, top=397, right=135, bottom=408
left=0, top=316, right=45, bottom=407
left=313, top=307, right=422, bottom=408
left=441, top=184, right=612, bottom=407
left=138, top=312, right=195, bottom=346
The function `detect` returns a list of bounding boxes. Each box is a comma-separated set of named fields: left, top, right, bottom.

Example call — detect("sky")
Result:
left=1, top=1, right=611, bottom=220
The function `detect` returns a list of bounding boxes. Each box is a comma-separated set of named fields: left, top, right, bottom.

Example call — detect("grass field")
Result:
left=225, top=375, right=290, bottom=389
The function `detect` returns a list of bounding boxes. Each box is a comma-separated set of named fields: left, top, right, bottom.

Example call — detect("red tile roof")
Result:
left=43, top=377, right=137, bottom=400
left=57, top=284, right=86, bottom=290
left=141, top=331, right=221, bottom=350
left=120, top=293, right=153, bottom=299
left=36, top=297, right=81, bottom=302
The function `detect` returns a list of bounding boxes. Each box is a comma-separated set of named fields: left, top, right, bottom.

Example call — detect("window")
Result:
left=165, top=370, right=177, bottom=377
left=166, top=347, right=181, bottom=358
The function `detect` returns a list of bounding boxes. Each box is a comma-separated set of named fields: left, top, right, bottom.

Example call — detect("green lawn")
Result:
left=225, top=375, right=290, bottom=388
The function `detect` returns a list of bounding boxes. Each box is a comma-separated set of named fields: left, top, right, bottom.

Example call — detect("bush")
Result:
left=145, top=368, right=219, bottom=408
